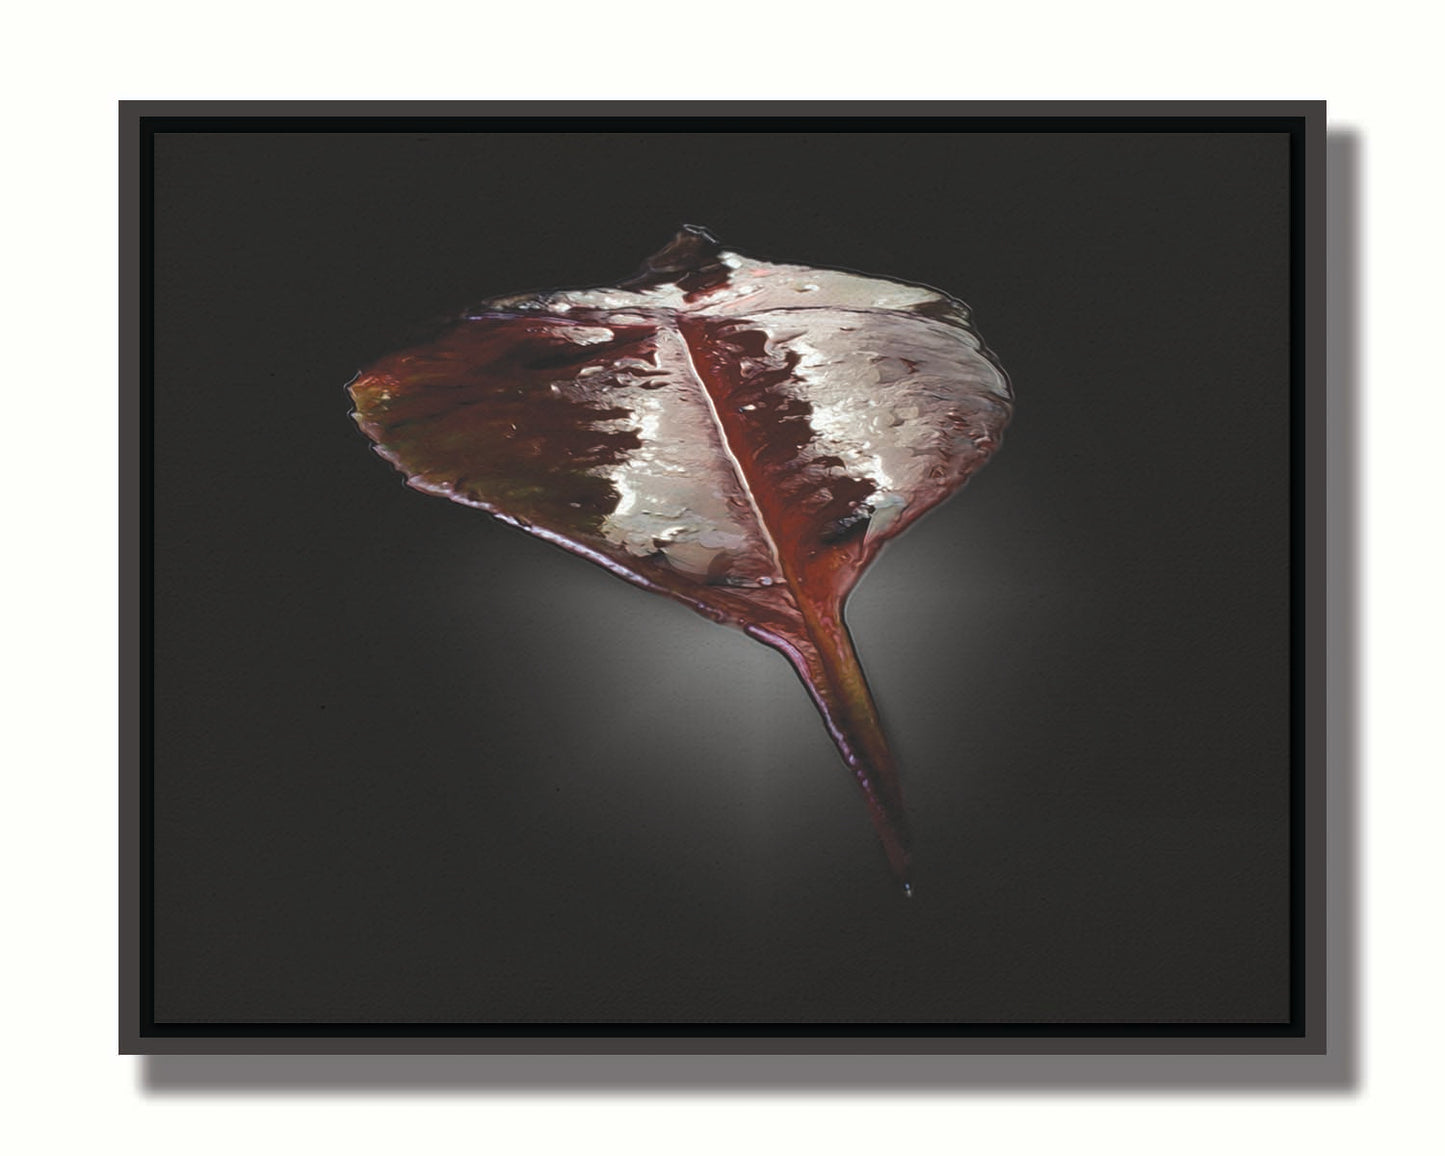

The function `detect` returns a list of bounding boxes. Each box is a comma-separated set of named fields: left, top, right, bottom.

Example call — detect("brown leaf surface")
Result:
left=350, top=227, right=1013, bottom=888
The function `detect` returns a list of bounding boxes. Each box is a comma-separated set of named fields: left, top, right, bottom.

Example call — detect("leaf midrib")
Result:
left=668, top=316, right=790, bottom=590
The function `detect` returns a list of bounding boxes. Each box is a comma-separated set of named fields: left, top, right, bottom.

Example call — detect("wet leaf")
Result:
left=349, top=227, right=1013, bottom=890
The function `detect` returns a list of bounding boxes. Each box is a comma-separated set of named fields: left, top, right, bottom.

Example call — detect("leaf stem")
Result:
left=761, top=595, right=911, bottom=890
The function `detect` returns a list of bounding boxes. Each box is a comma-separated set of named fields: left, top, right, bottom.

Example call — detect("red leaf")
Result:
left=349, top=227, right=1013, bottom=891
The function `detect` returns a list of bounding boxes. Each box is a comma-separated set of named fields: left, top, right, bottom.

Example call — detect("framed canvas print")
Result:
left=121, top=101, right=1325, bottom=1055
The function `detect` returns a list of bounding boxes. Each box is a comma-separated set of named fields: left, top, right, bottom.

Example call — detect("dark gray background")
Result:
left=152, top=129, right=1291, bottom=1024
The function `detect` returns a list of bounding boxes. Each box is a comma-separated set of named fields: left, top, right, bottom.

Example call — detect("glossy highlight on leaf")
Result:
left=349, top=227, right=1013, bottom=891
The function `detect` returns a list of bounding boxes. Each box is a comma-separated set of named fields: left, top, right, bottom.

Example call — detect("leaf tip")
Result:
left=641, top=224, right=724, bottom=276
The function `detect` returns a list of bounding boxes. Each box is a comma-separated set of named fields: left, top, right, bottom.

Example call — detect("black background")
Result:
left=151, top=128, right=1291, bottom=1025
